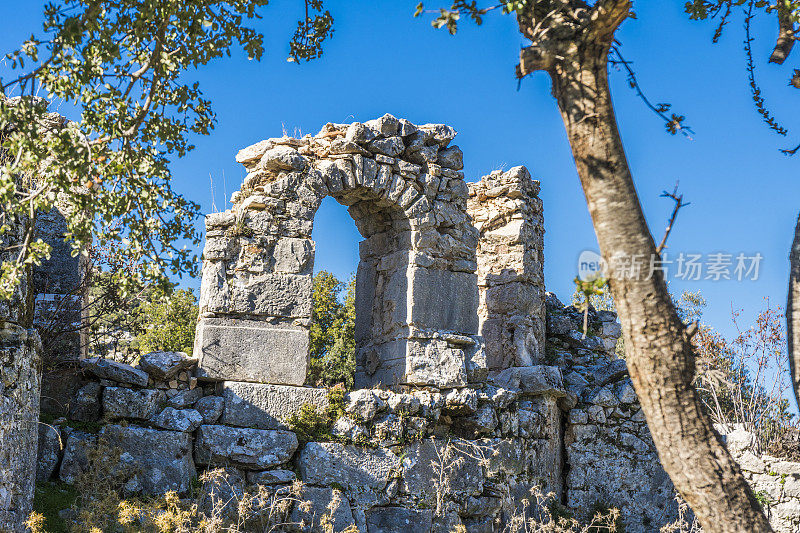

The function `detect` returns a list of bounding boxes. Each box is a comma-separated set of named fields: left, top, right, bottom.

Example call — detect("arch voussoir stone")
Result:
left=195, top=115, right=482, bottom=389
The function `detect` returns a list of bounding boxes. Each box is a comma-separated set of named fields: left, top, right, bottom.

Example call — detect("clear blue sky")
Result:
left=2, top=1, right=799, bottom=339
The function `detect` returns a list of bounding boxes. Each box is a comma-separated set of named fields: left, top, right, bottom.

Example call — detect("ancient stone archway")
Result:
left=195, top=115, right=482, bottom=389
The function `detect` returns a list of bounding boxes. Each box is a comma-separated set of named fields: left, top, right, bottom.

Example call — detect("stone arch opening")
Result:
left=195, top=115, right=483, bottom=389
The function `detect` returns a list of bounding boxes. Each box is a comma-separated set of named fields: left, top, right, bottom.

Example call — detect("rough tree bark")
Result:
left=515, top=1, right=772, bottom=531
left=789, top=213, right=800, bottom=410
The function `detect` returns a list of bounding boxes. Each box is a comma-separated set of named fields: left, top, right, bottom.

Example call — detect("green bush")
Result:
left=308, top=271, right=356, bottom=389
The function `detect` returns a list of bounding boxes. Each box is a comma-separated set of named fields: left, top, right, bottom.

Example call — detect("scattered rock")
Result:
left=80, top=358, right=149, bottom=387
left=139, top=351, right=198, bottom=380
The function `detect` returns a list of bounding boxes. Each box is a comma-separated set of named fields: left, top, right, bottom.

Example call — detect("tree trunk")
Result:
left=789, top=213, right=800, bottom=410
left=547, top=42, right=773, bottom=533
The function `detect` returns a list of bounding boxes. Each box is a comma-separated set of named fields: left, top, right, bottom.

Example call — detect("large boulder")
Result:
left=194, top=425, right=298, bottom=470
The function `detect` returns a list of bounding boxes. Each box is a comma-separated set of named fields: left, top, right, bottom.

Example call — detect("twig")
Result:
left=656, top=181, right=690, bottom=255
left=610, top=46, right=694, bottom=138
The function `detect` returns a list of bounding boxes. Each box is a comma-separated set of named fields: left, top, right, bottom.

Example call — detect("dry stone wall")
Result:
left=39, top=350, right=567, bottom=532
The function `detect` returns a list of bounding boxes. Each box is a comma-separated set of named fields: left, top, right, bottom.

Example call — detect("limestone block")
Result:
left=345, top=389, right=386, bottom=421
left=36, top=424, right=62, bottom=482
left=194, top=425, right=298, bottom=470
left=489, top=366, right=565, bottom=397
left=101, top=424, right=196, bottom=494
left=364, top=113, right=400, bottom=136
left=369, top=136, right=405, bottom=157
left=69, top=382, right=102, bottom=422
left=366, top=507, right=433, bottom=533
left=289, top=486, right=356, bottom=532
left=297, top=442, right=400, bottom=494
left=80, top=357, right=149, bottom=387
left=401, top=439, right=484, bottom=501
left=194, top=396, right=225, bottom=424
left=139, top=351, right=198, bottom=380
left=247, top=469, right=296, bottom=485
left=103, top=387, right=165, bottom=420
left=58, top=431, right=97, bottom=484
left=260, top=145, right=307, bottom=171
left=204, top=273, right=312, bottom=318
left=151, top=408, right=204, bottom=432
left=386, top=268, right=479, bottom=334
left=167, top=387, right=203, bottom=408
left=437, top=145, right=463, bottom=170
left=194, top=318, right=309, bottom=385
left=221, top=381, right=328, bottom=429
left=405, top=338, right=468, bottom=388
left=272, top=238, right=314, bottom=273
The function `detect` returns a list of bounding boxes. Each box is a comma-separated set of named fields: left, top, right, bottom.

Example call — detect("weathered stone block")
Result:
left=194, top=425, right=298, bottom=470
left=289, top=486, right=356, bottom=532
left=204, top=273, right=312, bottom=318
left=297, top=442, right=400, bottom=494
left=103, top=387, right=165, bottom=420
left=195, top=396, right=225, bottom=424
left=401, top=439, right=484, bottom=500
left=151, top=407, right=204, bottom=432
left=101, top=424, right=196, bottom=494
left=405, top=338, right=468, bottom=388
left=36, top=424, right=62, bottom=482
left=69, top=381, right=102, bottom=422
left=139, top=351, right=198, bottom=380
left=403, top=268, right=479, bottom=334
left=58, top=431, right=97, bottom=484
left=221, top=381, right=328, bottom=429
left=272, top=238, right=314, bottom=273
left=80, top=357, right=149, bottom=387
left=366, top=507, right=433, bottom=533
left=195, top=318, right=309, bottom=385
left=167, top=387, right=203, bottom=409
left=489, top=366, right=565, bottom=397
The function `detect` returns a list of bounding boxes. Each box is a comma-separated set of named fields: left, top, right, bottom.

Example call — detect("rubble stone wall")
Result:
left=39, top=350, right=567, bottom=533
left=720, top=426, right=800, bottom=533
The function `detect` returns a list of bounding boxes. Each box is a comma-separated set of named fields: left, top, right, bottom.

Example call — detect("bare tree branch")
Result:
left=656, top=181, right=690, bottom=255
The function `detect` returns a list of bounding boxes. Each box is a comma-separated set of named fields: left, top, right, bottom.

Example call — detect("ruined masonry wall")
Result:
left=196, top=115, right=482, bottom=390
left=467, top=168, right=546, bottom=370
left=0, top=212, right=42, bottom=533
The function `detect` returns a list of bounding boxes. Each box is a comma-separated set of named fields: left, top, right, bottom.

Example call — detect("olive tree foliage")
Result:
left=0, top=0, right=334, bottom=318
